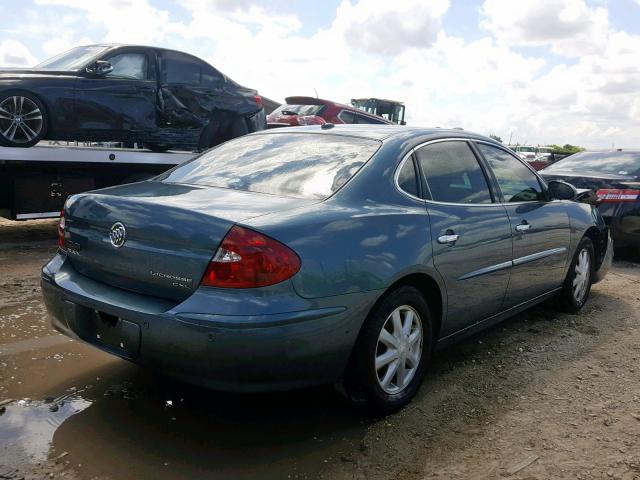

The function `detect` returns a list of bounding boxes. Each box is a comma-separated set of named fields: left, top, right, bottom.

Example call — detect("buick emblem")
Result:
left=109, top=222, right=126, bottom=248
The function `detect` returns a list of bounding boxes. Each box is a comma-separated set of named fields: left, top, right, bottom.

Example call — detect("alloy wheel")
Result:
left=0, top=96, right=43, bottom=144
left=572, top=248, right=591, bottom=303
left=375, top=305, right=423, bottom=394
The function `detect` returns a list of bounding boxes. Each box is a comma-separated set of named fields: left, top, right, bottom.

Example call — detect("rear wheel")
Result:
left=558, top=237, right=594, bottom=313
left=0, top=92, right=47, bottom=147
left=344, top=286, right=432, bottom=414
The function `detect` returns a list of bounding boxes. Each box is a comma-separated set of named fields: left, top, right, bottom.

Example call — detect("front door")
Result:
left=415, top=140, right=513, bottom=337
left=475, top=143, right=571, bottom=308
left=75, top=49, right=157, bottom=136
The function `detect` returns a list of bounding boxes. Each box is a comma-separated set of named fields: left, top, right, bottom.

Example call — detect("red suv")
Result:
left=267, top=96, right=393, bottom=127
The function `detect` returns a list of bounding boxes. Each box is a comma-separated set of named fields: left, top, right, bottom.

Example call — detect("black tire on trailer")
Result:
left=146, top=143, right=172, bottom=152
left=0, top=91, right=48, bottom=147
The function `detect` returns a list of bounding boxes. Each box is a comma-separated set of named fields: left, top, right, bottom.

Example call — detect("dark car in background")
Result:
left=541, top=150, right=640, bottom=254
left=43, top=125, right=611, bottom=413
left=0, top=44, right=266, bottom=150
left=267, top=96, right=393, bottom=128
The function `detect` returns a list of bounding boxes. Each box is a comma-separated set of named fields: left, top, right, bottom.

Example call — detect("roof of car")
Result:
left=257, top=124, right=493, bottom=142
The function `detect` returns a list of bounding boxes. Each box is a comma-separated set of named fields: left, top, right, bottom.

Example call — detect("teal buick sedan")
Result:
left=42, top=125, right=612, bottom=413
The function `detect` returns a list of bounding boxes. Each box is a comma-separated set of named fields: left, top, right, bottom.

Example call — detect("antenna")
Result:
left=314, top=88, right=319, bottom=99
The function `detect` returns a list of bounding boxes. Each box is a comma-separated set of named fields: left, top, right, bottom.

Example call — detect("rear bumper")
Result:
left=41, top=254, right=375, bottom=392
left=599, top=205, right=640, bottom=248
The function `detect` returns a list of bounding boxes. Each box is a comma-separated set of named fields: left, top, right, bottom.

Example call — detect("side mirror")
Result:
left=86, top=60, right=113, bottom=76
left=547, top=180, right=577, bottom=201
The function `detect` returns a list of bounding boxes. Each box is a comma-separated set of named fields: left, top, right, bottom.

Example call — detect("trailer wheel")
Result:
left=145, top=143, right=172, bottom=152
left=0, top=92, right=47, bottom=147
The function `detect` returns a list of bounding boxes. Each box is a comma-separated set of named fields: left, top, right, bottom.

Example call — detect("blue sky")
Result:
left=1, top=0, right=640, bottom=148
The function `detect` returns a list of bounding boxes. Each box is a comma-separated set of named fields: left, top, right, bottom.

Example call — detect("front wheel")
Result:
left=344, top=286, right=433, bottom=414
left=0, top=92, right=47, bottom=147
left=558, top=237, right=595, bottom=313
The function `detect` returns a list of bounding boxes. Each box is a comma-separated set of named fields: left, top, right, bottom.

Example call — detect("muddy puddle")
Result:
left=1, top=349, right=370, bottom=480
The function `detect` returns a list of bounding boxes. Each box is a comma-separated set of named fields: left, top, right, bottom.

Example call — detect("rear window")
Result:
left=545, top=151, right=640, bottom=177
left=158, top=133, right=381, bottom=199
left=273, top=104, right=324, bottom=116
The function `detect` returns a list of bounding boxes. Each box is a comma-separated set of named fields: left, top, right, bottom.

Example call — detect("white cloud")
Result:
left=481, top=0, right=610, bottom=57
left=0, top=40, right=37, bottom=67
left=332, top=0, right=450, bottom=55
left=34, top=0, right=174, bottom=44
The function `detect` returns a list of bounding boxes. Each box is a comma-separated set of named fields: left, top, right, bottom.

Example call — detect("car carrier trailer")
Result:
left=0, top=144, right=193, bottom=220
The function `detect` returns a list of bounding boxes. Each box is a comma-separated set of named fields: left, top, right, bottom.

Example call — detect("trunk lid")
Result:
left=65, top=181, right=314, bottom=301
left=540, top=171, right=640, bottom=219
left=540, top=170, right=638, bottom=190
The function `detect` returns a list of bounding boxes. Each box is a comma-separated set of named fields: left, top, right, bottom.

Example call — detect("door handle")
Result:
left=438, top=230, right=459, bottom=245
left=515, top=221, right=531, bottom=233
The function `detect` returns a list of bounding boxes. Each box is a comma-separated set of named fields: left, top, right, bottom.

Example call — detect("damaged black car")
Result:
left=0, top=44, right=266, bottom=150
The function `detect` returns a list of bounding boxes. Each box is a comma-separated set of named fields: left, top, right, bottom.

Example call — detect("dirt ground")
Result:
left=1, top=218, right=639, bottom=480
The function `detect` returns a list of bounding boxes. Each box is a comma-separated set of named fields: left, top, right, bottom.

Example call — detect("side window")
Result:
left=338, top=110, right=356, bottom=124
left=415, top=141, right=493, bottom=204
left=105, top=53, right=147, bottom=80
left=397, top=157, right=419, bottom=198
left=354, top=113, right=387, bottom=125
left=163, top=51, right=210, bottom=85
left=202, top=65, right=223, bottom=87
left=477, top=144, right=545, bottom=202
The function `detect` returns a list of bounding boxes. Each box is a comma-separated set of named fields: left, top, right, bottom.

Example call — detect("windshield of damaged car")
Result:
left=158, top=134, right=381, bottom=199
left=545, top=151, right=640, bottom=177
left=273, top=104, right=325, bottom=116
left=36, top=46, right=109, bottom=71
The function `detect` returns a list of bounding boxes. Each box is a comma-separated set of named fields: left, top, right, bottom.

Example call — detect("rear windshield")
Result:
left=158, top=133, right=381, bottom=199
left=545, top=151, right=640, bottom=177
left=273, top=104, right=324, bottom=116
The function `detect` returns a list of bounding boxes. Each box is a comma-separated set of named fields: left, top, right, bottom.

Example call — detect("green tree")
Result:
left=489, top=134, right=503, bottom=143
left=549, top=144, right=585, bottom=154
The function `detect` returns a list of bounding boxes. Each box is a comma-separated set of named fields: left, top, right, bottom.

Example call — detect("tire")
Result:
left=145, top=143, right=172, bottom=152
left=198, top=118, right=222, bottom=151
left=344, top=286, right=433, bottom=415
left=558, top=237, right=595, bottom=313
left=0, top=91, right=47, bottom=147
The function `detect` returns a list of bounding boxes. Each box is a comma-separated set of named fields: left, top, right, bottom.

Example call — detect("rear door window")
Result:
left=354, top=113, right=387, bottom=124
left=338, top=111, right=356, bottom=123
left=159, top=133, right=381, bottom=199
left=415, top=141, right=493, bottom=204
left=162, top=51, right=214, bottom=85
left=478, top=144, right=545, bottom=202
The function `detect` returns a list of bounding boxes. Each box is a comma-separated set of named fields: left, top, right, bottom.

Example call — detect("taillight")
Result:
left=201, top=226, right=300, bottom=288
left=255, top=95, right=263, bottom=108
left=57, top=209, right=65, bottom=251
left=596, top=189, right=640, bottom=203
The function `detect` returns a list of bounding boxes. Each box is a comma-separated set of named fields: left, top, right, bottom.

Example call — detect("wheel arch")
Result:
left=359, top=272, right=445, bottom=345
left=583, top=225, right=605, bottom=269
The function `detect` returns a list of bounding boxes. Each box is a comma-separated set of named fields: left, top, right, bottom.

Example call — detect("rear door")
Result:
left=475, top=142, right=571, bottom=307
left=415, top=139, right=513, bottom=337
left=158, top=50, right=226, bottom=128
